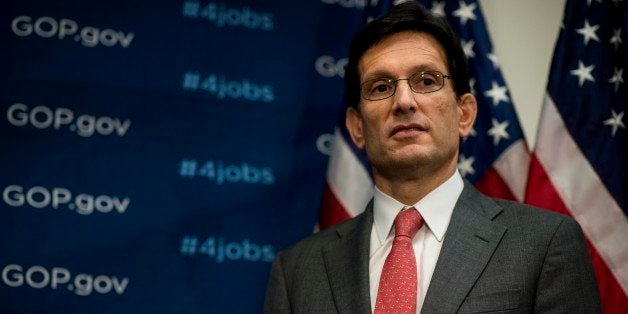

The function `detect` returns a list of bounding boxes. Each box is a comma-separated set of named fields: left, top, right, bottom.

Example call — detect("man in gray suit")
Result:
left=264, top=2, right=600, bottom=313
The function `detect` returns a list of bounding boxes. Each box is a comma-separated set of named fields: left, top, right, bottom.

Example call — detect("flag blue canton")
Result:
left=547, top=0, right=626, bottom=212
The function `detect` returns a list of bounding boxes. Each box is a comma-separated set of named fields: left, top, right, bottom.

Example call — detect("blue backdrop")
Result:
left=0, top=0, right=398, bottom=313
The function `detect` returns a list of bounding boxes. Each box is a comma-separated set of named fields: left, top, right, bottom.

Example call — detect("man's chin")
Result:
left=366, top=145, right=434, bottom=168
left=382, top=152, right=433, bottom=170
left=392, top=146, right=433, bottom=162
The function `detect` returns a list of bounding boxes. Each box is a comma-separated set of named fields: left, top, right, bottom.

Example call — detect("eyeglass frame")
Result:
left=359, top=70, right=452, bottom=101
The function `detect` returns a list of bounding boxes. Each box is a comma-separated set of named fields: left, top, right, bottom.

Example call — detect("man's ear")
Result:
left=345, top=107, right=365, bottom=149
left=458, top=93, right=477, bottom=138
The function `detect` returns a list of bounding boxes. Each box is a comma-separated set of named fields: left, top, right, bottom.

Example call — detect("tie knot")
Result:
left=394, top=208, right=423, bottom=238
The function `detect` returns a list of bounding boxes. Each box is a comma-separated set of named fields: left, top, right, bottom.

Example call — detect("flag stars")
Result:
left=603, top=110, right=625, bottom=136
left=576, top=20, right=600, bottom=45
left=430, top=1, right=446, bottom=18
left=484, top=81, right=510, bottom=106
left=452, top=1, right=477, bottom=25
left=610, top=28, right=622, bottom=50
left=487, top=53, right=500, bottom=70
left=469, top=78, right=476, bottom=94
left=570, top=60, right=595, bottom=87
left=487, top=118, right=510, bottom=146
left=609, top=68, right=623, bottom=92
left=461, top=39, right=475, bottom=58
left=458, top=155, right=476, bottom=177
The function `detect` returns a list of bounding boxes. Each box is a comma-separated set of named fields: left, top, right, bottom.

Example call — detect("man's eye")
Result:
left=420, top=78, right=436, bottom=86
left=370, top=82, right=392, bottom=94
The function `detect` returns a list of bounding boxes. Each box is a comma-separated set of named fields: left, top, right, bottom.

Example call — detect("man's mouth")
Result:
left=390, top=123, right=428, bottom=137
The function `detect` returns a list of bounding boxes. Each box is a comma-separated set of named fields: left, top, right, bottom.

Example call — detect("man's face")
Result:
left=346, top=31, right=476, bottom=178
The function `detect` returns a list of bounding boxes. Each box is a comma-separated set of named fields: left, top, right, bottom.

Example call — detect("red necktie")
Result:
left=375, top=207, right=424, bottom=314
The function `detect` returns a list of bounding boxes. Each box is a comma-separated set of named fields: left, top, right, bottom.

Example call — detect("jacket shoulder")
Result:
left=489, top=198, right=587, bottom=248
left=276, top=212, right=364, bottom=265
left=493, top=198, right=572, bottom=225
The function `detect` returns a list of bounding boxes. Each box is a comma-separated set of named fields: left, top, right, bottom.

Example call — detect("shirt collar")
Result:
left=373, top=171, right=464, bottom=245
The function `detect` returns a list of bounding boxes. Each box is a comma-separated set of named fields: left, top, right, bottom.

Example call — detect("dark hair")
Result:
left=344, top=1, right=470, bottom=108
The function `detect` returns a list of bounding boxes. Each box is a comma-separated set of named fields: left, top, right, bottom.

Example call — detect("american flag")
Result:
left=319, top=0, right=529, bottom=229
left=525, top=0, right=628, bottom=311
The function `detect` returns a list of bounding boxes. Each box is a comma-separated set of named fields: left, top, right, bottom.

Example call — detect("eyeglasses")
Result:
left=360, top=70, right=452, bottom=101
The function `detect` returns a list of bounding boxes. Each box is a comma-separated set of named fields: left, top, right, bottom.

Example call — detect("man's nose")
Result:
left=392, top=80, right=418, bottom=114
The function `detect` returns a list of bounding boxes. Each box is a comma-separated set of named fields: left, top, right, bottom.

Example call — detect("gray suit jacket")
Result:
left=264, top=182, right=600, bottom=313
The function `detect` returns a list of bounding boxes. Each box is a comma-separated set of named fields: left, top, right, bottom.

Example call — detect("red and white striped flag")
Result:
left=525, top=0, right=627, bottom=311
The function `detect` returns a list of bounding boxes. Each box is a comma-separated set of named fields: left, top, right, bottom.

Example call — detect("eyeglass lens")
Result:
left=361, top=71, right=447, bottom=101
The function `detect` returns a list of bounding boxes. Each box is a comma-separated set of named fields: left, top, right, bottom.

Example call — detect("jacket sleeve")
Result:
left=264, top=252, right=291, bottom=314
left=534, top=217, right=601, bottom=313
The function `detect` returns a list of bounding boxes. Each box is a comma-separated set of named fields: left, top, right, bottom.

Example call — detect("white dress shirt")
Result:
left=369, top=171, right=464, bottom=313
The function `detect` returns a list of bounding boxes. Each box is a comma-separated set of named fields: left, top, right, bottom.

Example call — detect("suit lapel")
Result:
left=422, top=183, right=507, bottom=313
left=322, top=201, right=374, bottom=314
